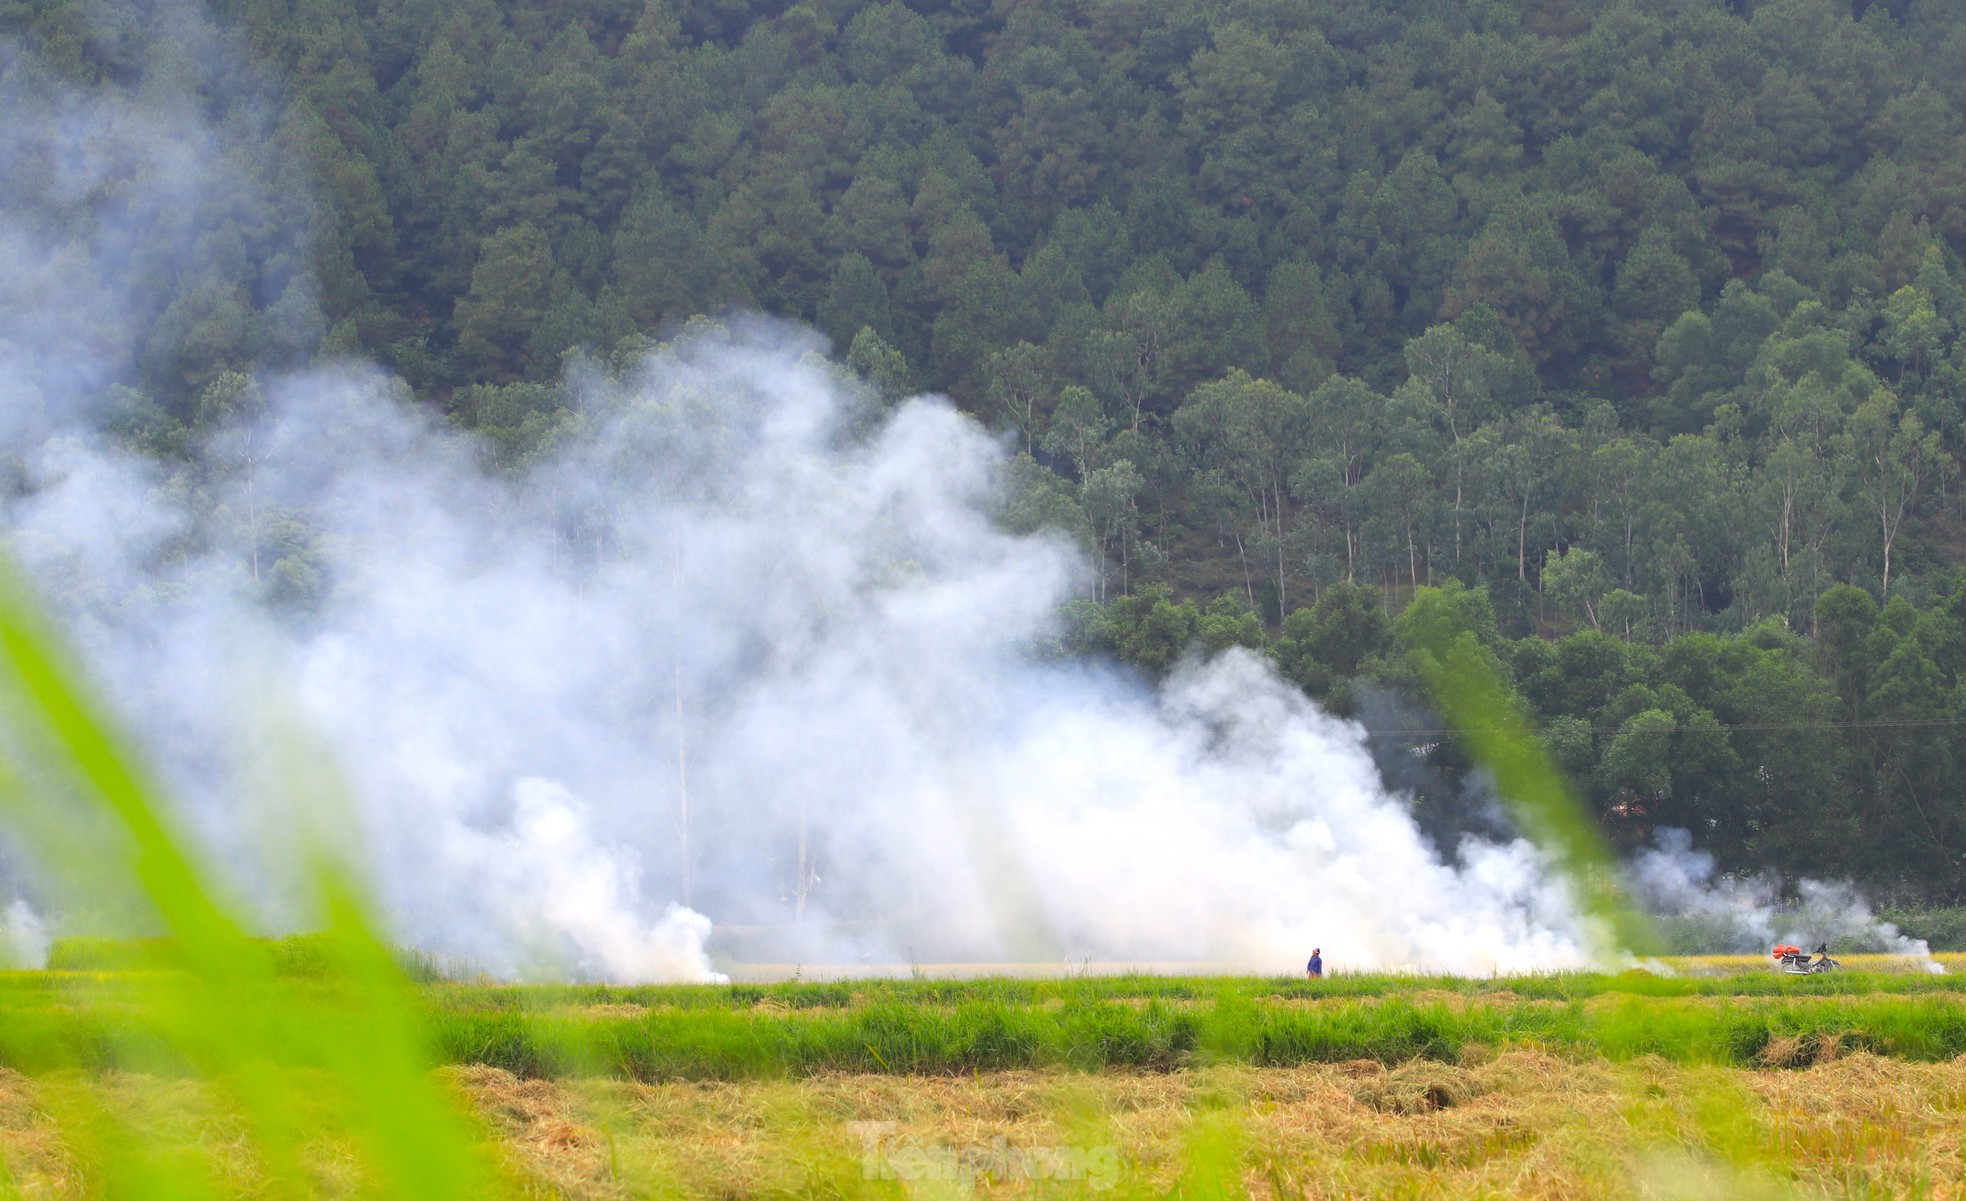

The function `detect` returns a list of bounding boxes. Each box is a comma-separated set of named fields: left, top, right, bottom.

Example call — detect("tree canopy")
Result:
left=18, top=0, right=1966, bottom=896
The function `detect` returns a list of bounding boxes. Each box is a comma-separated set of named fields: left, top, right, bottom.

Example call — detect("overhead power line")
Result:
left=1357, top=716, right=1966, bottom=738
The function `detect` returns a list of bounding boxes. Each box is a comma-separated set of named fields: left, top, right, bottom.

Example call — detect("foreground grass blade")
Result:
left=1402, top=595, right=1658, bottom=960
left=0, top=561, right=495, bottom=1197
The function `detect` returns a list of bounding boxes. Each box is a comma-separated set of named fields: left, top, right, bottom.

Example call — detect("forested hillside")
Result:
left=13, top=0, right=1966, bottom=896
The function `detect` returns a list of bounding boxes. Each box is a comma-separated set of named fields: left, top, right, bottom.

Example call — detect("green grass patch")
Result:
left=421, top=981, right=1966, bottom=1078
left=10, top=970, right=1958, bottom=1081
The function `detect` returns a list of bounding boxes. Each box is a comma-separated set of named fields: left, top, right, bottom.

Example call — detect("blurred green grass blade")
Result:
left=303, top=876, right=495, bottom=1196
left=1403, top=604, right=1657, bottom=959
left=0, top=560, right=497, bottom=1198
left=223, top=700, right=498, bottom=1194
left=0, top=567, right=248, bottom=975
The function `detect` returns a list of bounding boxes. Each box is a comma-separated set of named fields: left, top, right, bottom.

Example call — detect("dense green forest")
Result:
left=1068, top=575, right=1966, bottom=903
left=14, top=0, right=1966, bottom=896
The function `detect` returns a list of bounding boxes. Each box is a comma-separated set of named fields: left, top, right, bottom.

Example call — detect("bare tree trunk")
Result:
left=1233, top=530, right=1255, bottom=609
left=240, top=423, right=263, bottom=581
left=1452, top=470, right=1463, bottom=566
left=1517, top=493, right=1530, bottom=581
left=247, top=466, right=261, bottom=581
left=1274, top=479, right=1288, bottom=615
left=1880, top=478, right=1908, bottom=596
left=1276, top=537, right=1287, bottom=616
left=1624, top=514, right=1635, bottom=588
left=1779, top=486, right=1793, bottom=572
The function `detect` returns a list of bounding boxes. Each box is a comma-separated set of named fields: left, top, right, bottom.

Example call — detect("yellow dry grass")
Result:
left=1663, top=952, right=1966, bottom=975
left=0, top=1067, right=376, bottom=1199
left=445, top=1051, right=1966, bottom=1200
left=3, top=1050, right=1965, bottom=1197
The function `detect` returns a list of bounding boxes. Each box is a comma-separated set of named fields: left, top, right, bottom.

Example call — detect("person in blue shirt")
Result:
left=1305, top=948, right=1323, bottom=979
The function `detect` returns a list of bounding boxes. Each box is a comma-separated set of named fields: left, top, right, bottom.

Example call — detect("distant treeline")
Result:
left=1063, top=575, right=1966, bottom=899
left=16, top=0, right=1966, bottom=891
left=15, top=0, right=1966, bottom=615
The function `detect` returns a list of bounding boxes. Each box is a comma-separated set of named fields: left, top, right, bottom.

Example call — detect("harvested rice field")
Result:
left=451, top=1052, right=1966, bottom=1200
left=3, top=961, right=1966, bottom=1198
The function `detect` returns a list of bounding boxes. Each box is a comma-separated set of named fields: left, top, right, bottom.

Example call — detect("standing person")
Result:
left=1305, top=948, right=1323, bottom=979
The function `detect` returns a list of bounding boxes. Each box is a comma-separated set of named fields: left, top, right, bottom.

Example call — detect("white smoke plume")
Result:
left=0, top=5, right=1916, bottom=985
left=4, top=321, right=1606, bottom=979
left=1, top=899, right=49, bottom=969
left=475, top=780, right=726, bottom=983
left=0, top=13, right=1612, bottom=981
left=1632, top=829, right=1938, bottom=966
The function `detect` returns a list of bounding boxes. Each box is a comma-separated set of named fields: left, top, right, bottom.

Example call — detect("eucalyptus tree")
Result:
left=1175, top=369, right=1309, bottom=611
left=981, top=341, right=1052, bottom=453
left=1836, top=391, right=1948, bottom=596
left=1488, top=407, right=1575, bottom=584
left=1395, top=326, right=1506, bottom=571
left=1081, top=459, right=1144, bottom=602
left=1291, top=375, right=1385, bottom=582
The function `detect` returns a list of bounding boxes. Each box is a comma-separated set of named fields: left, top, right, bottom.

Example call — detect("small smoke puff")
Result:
left=1631, top=828, right=1931, bottom=960
left=464, top=779, right=725, bottom=983
left=2, top=900, right=49, bottom=969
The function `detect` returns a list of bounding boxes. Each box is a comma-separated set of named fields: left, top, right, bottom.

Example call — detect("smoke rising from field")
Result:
left=0, top=13, right=1929, bottom=982
left=0, top=12, right=1609, bottom=980
left=1632, top=829, right=1938, bottom=964
left=2, top=314, right=1605, bottom=978
left=1, top=900, right=48, bottom=969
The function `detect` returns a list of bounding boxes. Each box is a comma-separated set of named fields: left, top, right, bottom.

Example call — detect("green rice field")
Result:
left=4, top=956, right=1966, bottom=1198
left=8, top=953, right=1966, bottom=1082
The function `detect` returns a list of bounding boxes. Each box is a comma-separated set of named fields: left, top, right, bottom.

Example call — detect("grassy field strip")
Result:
left=9, top=957, right=1966, bottom=1197
left=713, top=953, right=1966, bottom=982
left=1662, top=953, right=1966, bottom=974
left=719, top=962, right=1260, bottom=982
left=421, top=965, right=1966, bottom=1013
left=425, top=992, right=1966, bottom=1081
left=7, top=973, right=1966, bottom=1080
left=7, top=972, right=1966, bottom=1197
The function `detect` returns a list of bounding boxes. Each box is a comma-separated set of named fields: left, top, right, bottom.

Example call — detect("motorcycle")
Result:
left=1772, top=942, right=1839, bottom=974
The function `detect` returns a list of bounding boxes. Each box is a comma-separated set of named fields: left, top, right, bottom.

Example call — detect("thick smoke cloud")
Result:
left=4, top=321, right=1604, bottom=978
left=0, top=5, right=316, bottom=449
left=1632, top=829, right=1936, bottom=965
left=0, top=9, right=1921, bottom=984
left=0, top=14, right=1606, bottom=980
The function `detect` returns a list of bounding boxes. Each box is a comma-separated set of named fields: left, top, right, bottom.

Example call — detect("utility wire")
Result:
left=1358, top=716, right=1966, bottom=737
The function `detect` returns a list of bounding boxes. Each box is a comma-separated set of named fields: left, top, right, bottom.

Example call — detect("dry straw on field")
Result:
left=429, top=1051, right=1966, bottom=1200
